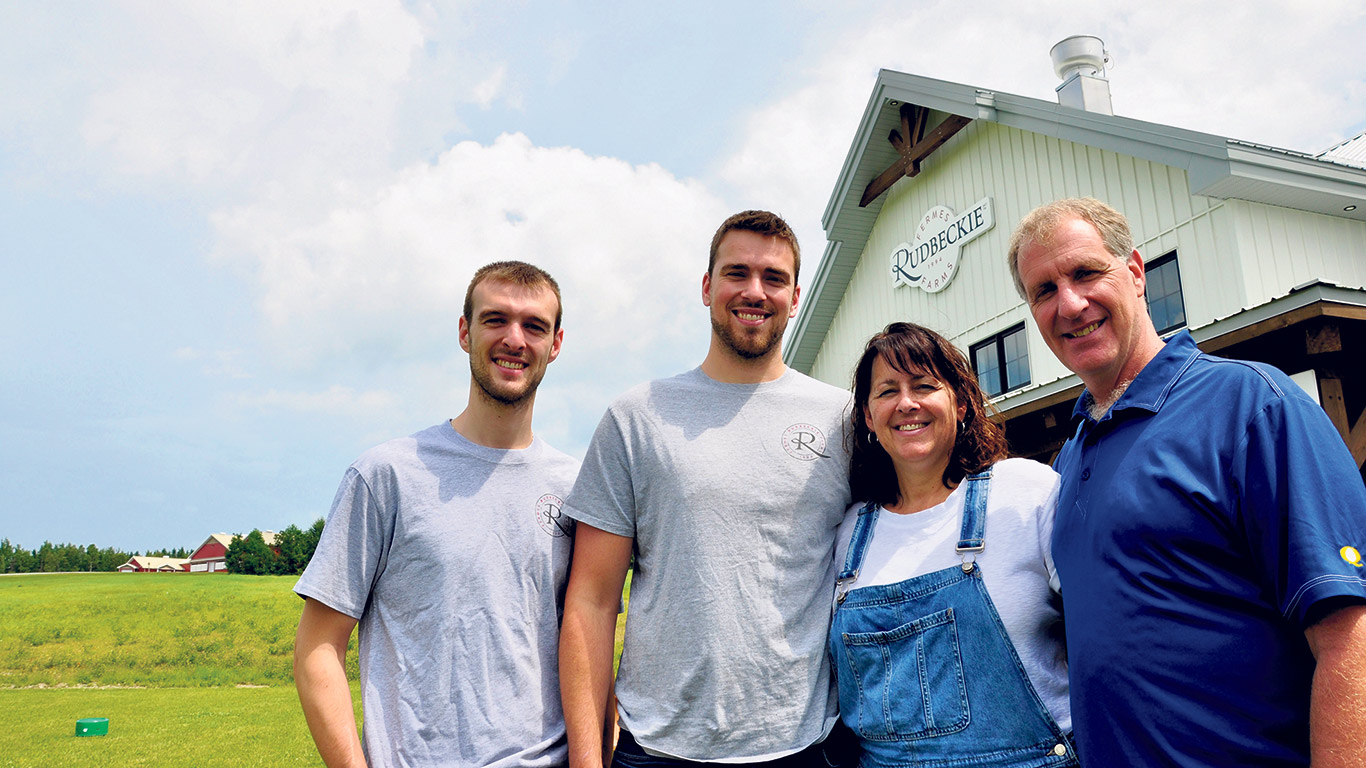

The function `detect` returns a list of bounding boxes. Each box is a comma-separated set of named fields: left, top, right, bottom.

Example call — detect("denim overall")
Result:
left=829, top=470, right=1078, bottom=768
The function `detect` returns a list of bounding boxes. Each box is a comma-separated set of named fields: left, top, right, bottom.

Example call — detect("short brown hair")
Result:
left=1007, top=197, right=1133, bottom=299
left=708, top=210, right=801, bottom=281
left=848, top=322, right=1007, bottom=505
left=462, top=261, right=563, bottom=330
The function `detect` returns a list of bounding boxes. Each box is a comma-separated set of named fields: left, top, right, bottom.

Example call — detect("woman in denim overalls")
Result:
left=830, top=323, right=1078, bottom=768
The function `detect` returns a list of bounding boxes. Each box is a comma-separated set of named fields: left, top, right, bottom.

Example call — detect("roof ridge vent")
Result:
left=1050, top=35, right=1113, bottom=115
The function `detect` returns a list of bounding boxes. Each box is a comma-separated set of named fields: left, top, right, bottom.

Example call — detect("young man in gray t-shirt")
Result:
left=559, top=212, right=852, bottom=766
left=294, top=261, right=579, bottom=768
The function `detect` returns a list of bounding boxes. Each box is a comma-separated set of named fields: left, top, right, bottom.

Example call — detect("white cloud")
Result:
left=218, top=131, right=723, bottom=357
left=1, top=0, right=509, bottom=198
left=235, top=385, right=397, bottom=413
left=1086, top=2, right=1366, bottom=152
left=72, top=0, right=425, bottom=187
left=472, top=65, right=507, bottom=108
left=82, top=72, right=267, bottom=182
left=212, top=132, right=727, bottom=450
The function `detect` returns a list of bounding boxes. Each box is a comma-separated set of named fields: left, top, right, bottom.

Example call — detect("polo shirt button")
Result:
left=1053, top=743, right=1067, bottom=756
left=1081, top=468, right=1091, bottom=480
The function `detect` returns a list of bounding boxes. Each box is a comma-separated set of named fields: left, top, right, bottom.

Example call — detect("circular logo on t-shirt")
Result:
left=1341, top=545, right=1363, bottom=568
left=536, top=493, right=573, bottom=538
left=782, top=423, right=831, bottom=461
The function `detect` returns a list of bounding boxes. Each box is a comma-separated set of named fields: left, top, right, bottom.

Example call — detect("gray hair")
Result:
left=1007, top=197, right=1134, bottom=299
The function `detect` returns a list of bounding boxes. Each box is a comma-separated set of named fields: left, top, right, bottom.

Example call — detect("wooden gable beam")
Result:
left=892, top=103, right=929, bottom=173
left=860, top=103, right=972, bottom=207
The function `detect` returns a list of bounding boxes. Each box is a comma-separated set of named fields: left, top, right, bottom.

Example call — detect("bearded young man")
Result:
left=559, top=211, right=853, bottom=768
left=294, top=261, right=580, bottom=768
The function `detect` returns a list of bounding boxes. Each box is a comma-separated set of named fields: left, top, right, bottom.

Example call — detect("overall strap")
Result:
left=955, top=468, right=992, bottom=572
left=835, top=501, right=880, bottom=603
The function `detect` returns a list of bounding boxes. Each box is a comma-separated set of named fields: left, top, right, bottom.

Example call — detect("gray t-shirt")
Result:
left=564, top=367, right=852, bottom=761
left=295, top=422, right=580, bottom=768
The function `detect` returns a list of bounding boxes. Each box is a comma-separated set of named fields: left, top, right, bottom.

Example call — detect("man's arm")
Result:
left=560, top=523, right=633, bottom=768
left=1305, top=603, right=1366, bottom=768
left=295, top=597, right=366, bottom=768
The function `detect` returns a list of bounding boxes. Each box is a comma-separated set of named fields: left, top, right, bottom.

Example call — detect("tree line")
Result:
left=1, top=517, right=327, bottom=574
left=224, top=519, right=326, bottom=575
left=0, top=540, right=134, bottom=574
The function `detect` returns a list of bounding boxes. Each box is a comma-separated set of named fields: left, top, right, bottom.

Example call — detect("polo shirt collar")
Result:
left=1070, top=330, right=1203, bottom=424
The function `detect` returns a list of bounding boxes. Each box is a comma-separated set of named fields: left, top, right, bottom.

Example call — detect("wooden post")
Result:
left=1320, top=377, right=1350, bottom=440
left=1348, top=405, right=1366, bottom=470
left=1318, top=376, right=1365, bottom=470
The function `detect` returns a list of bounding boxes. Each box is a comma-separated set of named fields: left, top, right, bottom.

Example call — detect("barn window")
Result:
left=971, top=323, right=1030, bottom=397
left=1145, top=251, right=1186, bottom=335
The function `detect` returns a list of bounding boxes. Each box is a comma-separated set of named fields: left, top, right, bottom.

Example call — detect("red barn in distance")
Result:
left=111, top=532, right=281, bottom=573
left=186, top=531, right=279, bottom=573
left=109, top=532, right=281, bottom=573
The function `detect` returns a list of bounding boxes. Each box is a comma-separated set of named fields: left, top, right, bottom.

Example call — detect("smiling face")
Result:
left=702, top=229, right=800, bottom=363
left=862, top=355, right=966, bottom=480
left=1016, top=216, right=1161, bottom=396
left=459, top=278, right=563, bottom=407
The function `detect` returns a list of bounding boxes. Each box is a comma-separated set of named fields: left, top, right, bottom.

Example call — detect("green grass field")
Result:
left=0, top=573, right=352, bottom=688
left=0, top=684, right=361, bottom=768
left=1, top=570, right=629, bottom=766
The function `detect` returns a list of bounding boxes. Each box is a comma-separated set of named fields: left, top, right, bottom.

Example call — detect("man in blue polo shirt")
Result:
left=1007, top=197, right=1366, bottom=767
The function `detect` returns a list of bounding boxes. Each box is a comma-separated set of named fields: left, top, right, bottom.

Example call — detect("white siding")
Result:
left=808, top=120, right=1366, bottom=396
left=1132, top=203, right=1237, bottom=332
left=811, top=120, right=1220, bottom=391
left=1223, top=200, right=1366, bottom=309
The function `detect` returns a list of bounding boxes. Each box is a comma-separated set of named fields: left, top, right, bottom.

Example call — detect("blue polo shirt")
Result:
left=1053, top=331, right=1366, bottom=767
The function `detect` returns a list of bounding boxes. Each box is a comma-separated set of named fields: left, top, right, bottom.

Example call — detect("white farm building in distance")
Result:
left=786, top=37, right=1366, bottom=473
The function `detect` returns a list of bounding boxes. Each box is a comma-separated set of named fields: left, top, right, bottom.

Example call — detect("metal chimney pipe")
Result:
left=1051, top=35, right=1113, bottom=115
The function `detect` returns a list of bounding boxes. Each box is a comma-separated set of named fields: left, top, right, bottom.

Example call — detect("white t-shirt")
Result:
left=833, top=457, right=1071, bottom=730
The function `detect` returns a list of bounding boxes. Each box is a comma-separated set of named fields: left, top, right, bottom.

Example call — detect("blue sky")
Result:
left=3, top=1, right=1364, bottom=552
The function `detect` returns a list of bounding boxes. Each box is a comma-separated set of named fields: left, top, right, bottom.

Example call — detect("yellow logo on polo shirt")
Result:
left=1341, top=546, right=1363, bottom=567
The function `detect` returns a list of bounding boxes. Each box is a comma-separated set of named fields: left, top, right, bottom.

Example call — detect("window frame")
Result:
left=1144, top=250, right=1187, bottom=336
left=970, top=322, right=1031, bottom=398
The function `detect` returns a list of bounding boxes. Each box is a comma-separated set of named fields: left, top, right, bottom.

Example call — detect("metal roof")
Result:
left=1318, top=131, right=1366, bottom=170
left=190, top=530, right=278, bottom=559
left=785, top=69, right=1366, bottom=373
left=121, top=555, right=190, bottom=570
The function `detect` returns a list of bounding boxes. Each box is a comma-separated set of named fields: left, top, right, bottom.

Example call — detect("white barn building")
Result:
left=784, top=41, right=1366, bottom=471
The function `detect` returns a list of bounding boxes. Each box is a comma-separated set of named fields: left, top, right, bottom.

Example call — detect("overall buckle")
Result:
left=835, top=572, right=859, bottom=603
left=955, top=543, right=984, bottom=573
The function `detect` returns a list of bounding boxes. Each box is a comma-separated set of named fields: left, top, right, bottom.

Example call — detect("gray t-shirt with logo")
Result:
left=564, top=367, right=852, bottom=761
left=295, top=422, right=580, bottom=768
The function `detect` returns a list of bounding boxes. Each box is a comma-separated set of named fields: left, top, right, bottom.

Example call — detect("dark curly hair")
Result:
left=849, top=322, right=1008, bottom=506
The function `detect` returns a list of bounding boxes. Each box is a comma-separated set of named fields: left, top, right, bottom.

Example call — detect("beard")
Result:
left=469, top=357, right=546, bottom=407
left=710, top=307, right=787, bottom=360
